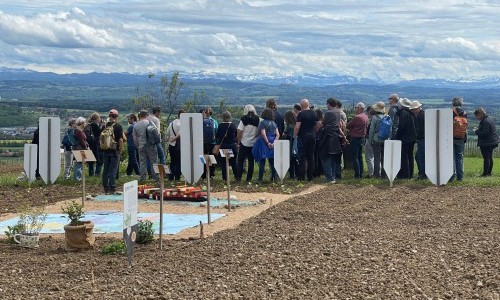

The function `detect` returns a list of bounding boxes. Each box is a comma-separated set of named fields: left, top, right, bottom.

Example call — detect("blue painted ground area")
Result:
left=93, top=194, right=258, bottom=208
left=0, top=211, right=225, bottom=235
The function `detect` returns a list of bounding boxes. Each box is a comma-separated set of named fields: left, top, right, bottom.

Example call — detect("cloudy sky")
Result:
left=0, top=0, right=499, bottom=82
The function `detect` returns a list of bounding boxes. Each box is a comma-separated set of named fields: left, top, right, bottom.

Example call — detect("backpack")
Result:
left=146, top=121, right=161, bottom=145
left=377, top=115, right=392, bottom=141
left=203, top=118, right=216, bottom=144
left=83, top=124, right=95, bottom=144
left=99, top=123, right=117, bottom=150
left=62, top=128, right=78, bottom=149
left=453, top=108, right=468, bottom=139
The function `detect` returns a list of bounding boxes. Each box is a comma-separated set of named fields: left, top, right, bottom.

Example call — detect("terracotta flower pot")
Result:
left=63, top=221, right=95, bottom=251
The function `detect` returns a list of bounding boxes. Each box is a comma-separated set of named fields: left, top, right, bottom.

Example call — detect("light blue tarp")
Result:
left=0, top=211, right=225, bottom=235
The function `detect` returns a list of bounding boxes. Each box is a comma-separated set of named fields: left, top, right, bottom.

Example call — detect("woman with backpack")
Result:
left=473, top=107, right=499, bottom=177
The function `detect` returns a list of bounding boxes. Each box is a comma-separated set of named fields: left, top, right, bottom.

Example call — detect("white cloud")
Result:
left=0, top=0, right=498, bottom=81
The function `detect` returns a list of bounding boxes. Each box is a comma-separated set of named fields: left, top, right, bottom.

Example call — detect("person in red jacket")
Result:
left=346, top=102, right=368, bottom=179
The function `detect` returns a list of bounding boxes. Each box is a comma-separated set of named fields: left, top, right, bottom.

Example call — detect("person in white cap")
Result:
left=410, top=100, right=426, bottom=180
left=395, top=98, right=416, bottom=179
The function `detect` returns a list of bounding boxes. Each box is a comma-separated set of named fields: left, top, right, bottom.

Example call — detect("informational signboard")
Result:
left=383, top=140, right=402, bottom=188
left=273, top=140, right=290, bottom=183
left=23, top=144, right=38, bottom=183
left=123, top=180, right=138, bottom=268
left=220, top=148, right=234, bottom=157
left=72, top=150, right=96, bottom=163
left=38, top=117, right=61, bottom=184
left=425, top=109, right=453, bottom=186
left=180, top=113, right=204, bottom=184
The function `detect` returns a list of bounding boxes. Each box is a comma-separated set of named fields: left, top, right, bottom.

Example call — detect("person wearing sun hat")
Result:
left=102, top=108, right=123, bottom=194
left=395, top=98, right=416, bottom=179
left=410, top=100, right=426, bottom=180
left=368, top=101, right=387, bottom=178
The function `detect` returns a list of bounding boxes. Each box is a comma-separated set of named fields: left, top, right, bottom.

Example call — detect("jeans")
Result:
left=258, top=158, right=277, bottom=182
left=364, top=139, right=374, bottom=177
left=350, top=137, right=364, bottom=178
left=321, top=153, right=341, bottom=182
left=168, top=145, right=181, bottom=181
left=298, top=135, right=316, bottom=181
left=219, top=144, right=238, bottom=181
left=139, top=144, right=158, bottom=181
left=63, top=150, right=73, bottom=179
left=156, top=142, right=166, bottom=165
left=399, top=141, right=415, bottom=179
left=415, top=139, right=426, bottom=178
left=372, top=141, right=385, bottom=178
left=126, top=144, right=140, bottom=175
left=74, top=162, right=83, bottom=181
left=237, top=145, right=254, bottom=181
left=480, top=145, right=496, bottom=176
left=102, top=152, right=120, bottom=193
left=453, top=140, right=465, bottom=180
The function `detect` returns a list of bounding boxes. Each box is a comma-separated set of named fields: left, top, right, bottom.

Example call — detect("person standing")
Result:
left=319, top=98, right=344, bottom=183
left=202, top=107, right=218, bottom=179
left=236, top=105, right=260, bottom=182
left=215, top=111, right=238, bottom=181
left=166, top=110, right=184, bottom=181
left=126, top=113, right=140, bottom=176
left=395, top=98, right=417, bottom=179
left=86, top=112, right=102, bottom=177
left=283, top=110, right=299, bottom=180
left=368, top=102, right=386, bottom=178
left=346, top=102, right=368, bottom=179
left=451, top=96, right=467, bottom=181
left=411, top=101, right=426, bottom=180
left=294, top=99, right=320, bottom=181
left=73, top=117, right=89, bottom=181
left=364, top=105, right=374, bottom=178
left=149, top=106, right=166, bottom=165
left=266, top=98, right=284, bottom=137
left=102, top=109, right=123, bottom=194
left=62, top=119, right=76, bottom=180
left=252, top=108, right=279, bottom=183
left=387, top=94, right=400, bottom=140
left=133, top=110, right=159, bottom=183
left=473, top=107, right=499, bottom=177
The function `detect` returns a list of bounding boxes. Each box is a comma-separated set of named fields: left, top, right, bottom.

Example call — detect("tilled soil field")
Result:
left=0, top=184, right=499, bottom=299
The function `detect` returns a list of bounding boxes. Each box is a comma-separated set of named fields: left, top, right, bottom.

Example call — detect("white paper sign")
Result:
left=123, top=180, right=138, bottom=229
left=425, top=109, right=454, bottom=186
left=38, top=117, right=61, bottom=184
left=24, top=144, right=38, bottom=182
left=273, top=140, right=290, bottom=181
left=180, top=113, right=204, bottom=184
left=383, top=140, right=402, bottom=187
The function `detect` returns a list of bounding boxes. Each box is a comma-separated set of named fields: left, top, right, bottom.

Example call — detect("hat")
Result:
left=372, top=101, right=385, bottom=113
left=399, top=98, right=411, bottom=108
left=109, top=109, right=119, bottom=116
left=410, top=100, right=422, bottom=110
left=138, top=110, right=149, bottom=118
left=388, top=93, right=399, bottom=101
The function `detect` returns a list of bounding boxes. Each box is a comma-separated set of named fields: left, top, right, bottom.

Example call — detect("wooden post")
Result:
left=205, top=155, right=212, bottom=224
left=158, top=165, right=165, bottom=250
left=225, top=150, right=231, bottom=212
left=81, top=150, right=86, bottom=206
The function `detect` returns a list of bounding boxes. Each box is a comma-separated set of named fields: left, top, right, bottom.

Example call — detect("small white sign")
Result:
left=274, top=140, right=290, bottom=181
left=24, top=144, right=38, bottom=182
left=38, top=117, right=61, bottom=184
left=123, top=180, right=138, bottom=230
left=383, top=140, right=402, bottom=187
left=220, top=148, right=234, bottom=158
left=153, top=164, right=171, bottom=175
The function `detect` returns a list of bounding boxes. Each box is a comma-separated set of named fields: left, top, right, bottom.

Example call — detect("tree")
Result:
left=161, top=72, right=184, bottom=123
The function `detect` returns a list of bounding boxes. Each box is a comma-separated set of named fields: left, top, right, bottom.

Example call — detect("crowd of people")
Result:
left=61, top=95, right=499, bottom=194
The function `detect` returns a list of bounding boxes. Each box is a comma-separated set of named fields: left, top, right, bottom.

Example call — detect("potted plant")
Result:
left=12, top=204, right=47, bottom=248
left=61, top=200, right=95, bottom=251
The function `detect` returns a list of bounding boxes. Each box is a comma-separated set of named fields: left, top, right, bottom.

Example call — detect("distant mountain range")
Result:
left=1, top=67, right=499, bottom=89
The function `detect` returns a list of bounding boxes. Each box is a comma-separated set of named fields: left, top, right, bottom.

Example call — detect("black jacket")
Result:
left=395, top=107, right=416, bottom=143
left=415, top=110, right=425, bottom=140
left=475, top=115, right=499, bottom=147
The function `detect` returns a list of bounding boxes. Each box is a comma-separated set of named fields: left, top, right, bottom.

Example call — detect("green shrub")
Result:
left=136, top=220, right=155, bottom=244
left=4, top=223, right=26, bottom=244
left=101, top=241, right=125, bottom=255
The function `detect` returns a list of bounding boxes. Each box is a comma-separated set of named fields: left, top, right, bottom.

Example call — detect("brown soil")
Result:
left=0, top=165, right=499, bottom=299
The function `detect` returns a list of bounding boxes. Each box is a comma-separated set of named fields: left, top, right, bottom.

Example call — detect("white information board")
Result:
left=38, top=117, right=61, bottom=184
left=180, top=113, right=204, bottom=184
left=23, top=144, right=38, bottom=182
left=383, top=140, right=401, bottom=187
left=425, top=109, right=454, bottom=186
left=273, top=140, right=290, bottom=182
left=123, top=180, right=138, bottom=268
